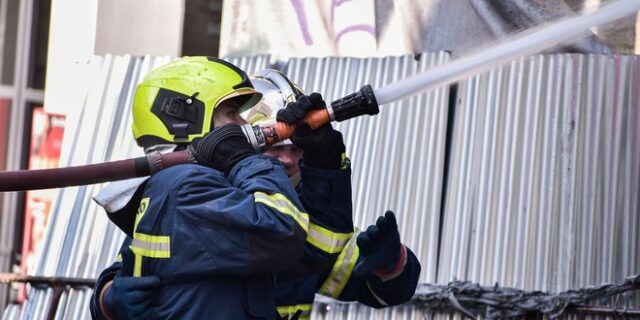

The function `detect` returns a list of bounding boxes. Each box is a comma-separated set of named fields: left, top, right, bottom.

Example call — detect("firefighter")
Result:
left=91, top=62, right=354, bottom=319
left=250, top=71, right=421, bottom=318
left=91, top=69, right=420, bottom=319
left=89, top=57, right=311, bottom=319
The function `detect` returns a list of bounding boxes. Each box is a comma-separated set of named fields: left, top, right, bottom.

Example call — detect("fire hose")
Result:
left=0, top=86, right=379, bottom=191
left=0, top=0, right=638, bottom=192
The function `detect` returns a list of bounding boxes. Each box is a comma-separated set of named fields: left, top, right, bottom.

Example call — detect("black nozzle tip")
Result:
left=330, top=84, right=380, bottom=122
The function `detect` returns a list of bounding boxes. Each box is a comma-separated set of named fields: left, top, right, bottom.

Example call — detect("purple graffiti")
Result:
left=331, top=0, right=353, bottom=23
left=290, top=0, right=313, bottom=45
left=335, top=24, right=376, bottom=45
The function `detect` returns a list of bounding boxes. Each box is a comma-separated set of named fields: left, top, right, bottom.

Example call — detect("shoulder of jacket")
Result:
left=152, top=163, right=218, bottom=177
left=148, top=164, right=225, bottom=189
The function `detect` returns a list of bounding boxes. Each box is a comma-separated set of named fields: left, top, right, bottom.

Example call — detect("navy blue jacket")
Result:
left=275, top=238, right=421, bottom=319
left=274, top=163, right=421, bottom=319
left=92, top=155, right=308, bottom=319
left=92, top=157, right=421, bottom=319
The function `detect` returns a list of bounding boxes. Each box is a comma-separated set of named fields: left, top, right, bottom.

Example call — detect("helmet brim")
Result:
left=218, top=88, right=263, bottom=114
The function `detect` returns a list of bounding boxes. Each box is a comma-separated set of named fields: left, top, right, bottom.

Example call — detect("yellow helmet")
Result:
left=244, top=69, right=303, bottom=146
left=132, top=56, right=262, bottom=147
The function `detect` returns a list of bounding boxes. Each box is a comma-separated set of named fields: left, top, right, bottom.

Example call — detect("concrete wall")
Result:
left=45, top=0, right=184, bottom=116
left=95, top=0, right=184, bottom=57
left=637, top=12, right=640, bottom=53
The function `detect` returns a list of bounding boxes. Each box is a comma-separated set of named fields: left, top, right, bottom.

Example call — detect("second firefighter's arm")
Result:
left=275, top=92, right=356, bottom=276
left=324, top=243, right=421, bottom=307
left=279, top=161, right=355, bottom=278
left=316, top=212, right=421, bottom=307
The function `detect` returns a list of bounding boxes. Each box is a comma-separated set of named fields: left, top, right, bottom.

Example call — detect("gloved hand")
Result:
left=276, top=93, right=346, bottom=169
left=353, top=211, right=406, bottom=279
left=101, top=275, right=161, bottom=320
left=275, top=92, right=325, bottom=124
left=189, top=123, right=258, bottom=174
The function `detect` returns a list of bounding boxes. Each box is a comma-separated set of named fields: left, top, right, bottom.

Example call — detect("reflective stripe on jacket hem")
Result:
left=276, top=304, right=311, bottom=320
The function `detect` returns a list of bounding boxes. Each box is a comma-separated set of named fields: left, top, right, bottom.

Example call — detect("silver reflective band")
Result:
left=131, top=238, right=171, bottom=253
left=307, top=224, right=351, bottom=254
left=318, top=231, right=360, bottom=298
left=254, top=192, right=309, bottom=231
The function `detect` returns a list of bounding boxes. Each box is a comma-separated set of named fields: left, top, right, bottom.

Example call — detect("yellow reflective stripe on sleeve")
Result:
left=254, top=191, right=309, bottom=232
left=129, top=232, right=171, bottom=277
left=306, top=223, right=352, bottom=254
left=340, top=153, right=350, bottom=169
left=318, top=231, right=360, bottom=298
left=134, top=197, right=150, bottom=231
left=129, top=197, right=171, bottom=277
left=130, top=233, right=171, bottom=258
left=133, top=254, right=143, bottom=277
left=276, top=304, right=312, bottom=320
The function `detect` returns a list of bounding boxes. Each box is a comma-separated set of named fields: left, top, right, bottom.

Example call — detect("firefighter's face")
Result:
left=264, top=145, right=302, bottom=177
left=212, top=99, right=248, bottom=127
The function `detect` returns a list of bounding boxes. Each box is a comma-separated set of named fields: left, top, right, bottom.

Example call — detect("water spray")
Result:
left=374, top=0, right=640, bottom=104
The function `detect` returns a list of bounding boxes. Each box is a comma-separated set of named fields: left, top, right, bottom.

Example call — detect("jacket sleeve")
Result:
left=279, top=162, right=355, bottom=278
left=171, top=155, right=308, bottom=276
left=90, top=239, right=128, bottom=319
left=316, top=236, right=421, bottom=308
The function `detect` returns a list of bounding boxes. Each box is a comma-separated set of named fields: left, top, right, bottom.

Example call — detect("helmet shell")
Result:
left=132, top=56, right=262, bottom=147
left=245, top=69, right=303, bottom=146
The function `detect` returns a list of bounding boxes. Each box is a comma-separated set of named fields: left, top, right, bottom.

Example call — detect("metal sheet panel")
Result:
left=232, top=53, right=452, bottom=318
left=284, top=53, right=451, bottom=284
left=3, top=53, right=638, bottom=319
left=311, top=301, right=466, bottom=320
left=7, top=55, right=173, bottom=320
left=439, top=54, right=639, bottom=298
left=234, top=52, right=451, bottom=284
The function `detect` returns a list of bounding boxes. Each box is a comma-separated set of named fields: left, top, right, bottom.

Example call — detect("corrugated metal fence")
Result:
left=2, top=52, right=638, bottom=319
left=440, top=54, right=640, bottom=292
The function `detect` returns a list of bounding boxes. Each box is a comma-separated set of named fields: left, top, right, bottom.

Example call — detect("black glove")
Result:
left=353, top=211, right=404, bottom=278
left=102, top=275, right=161, bottom=320
left=189, top=124, right=258, bottom=174
left=276, top=92, right=325, bottom=124
left=277, top=93, right=346, bottom=170
left=292, top=123, right=345, bottom=169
